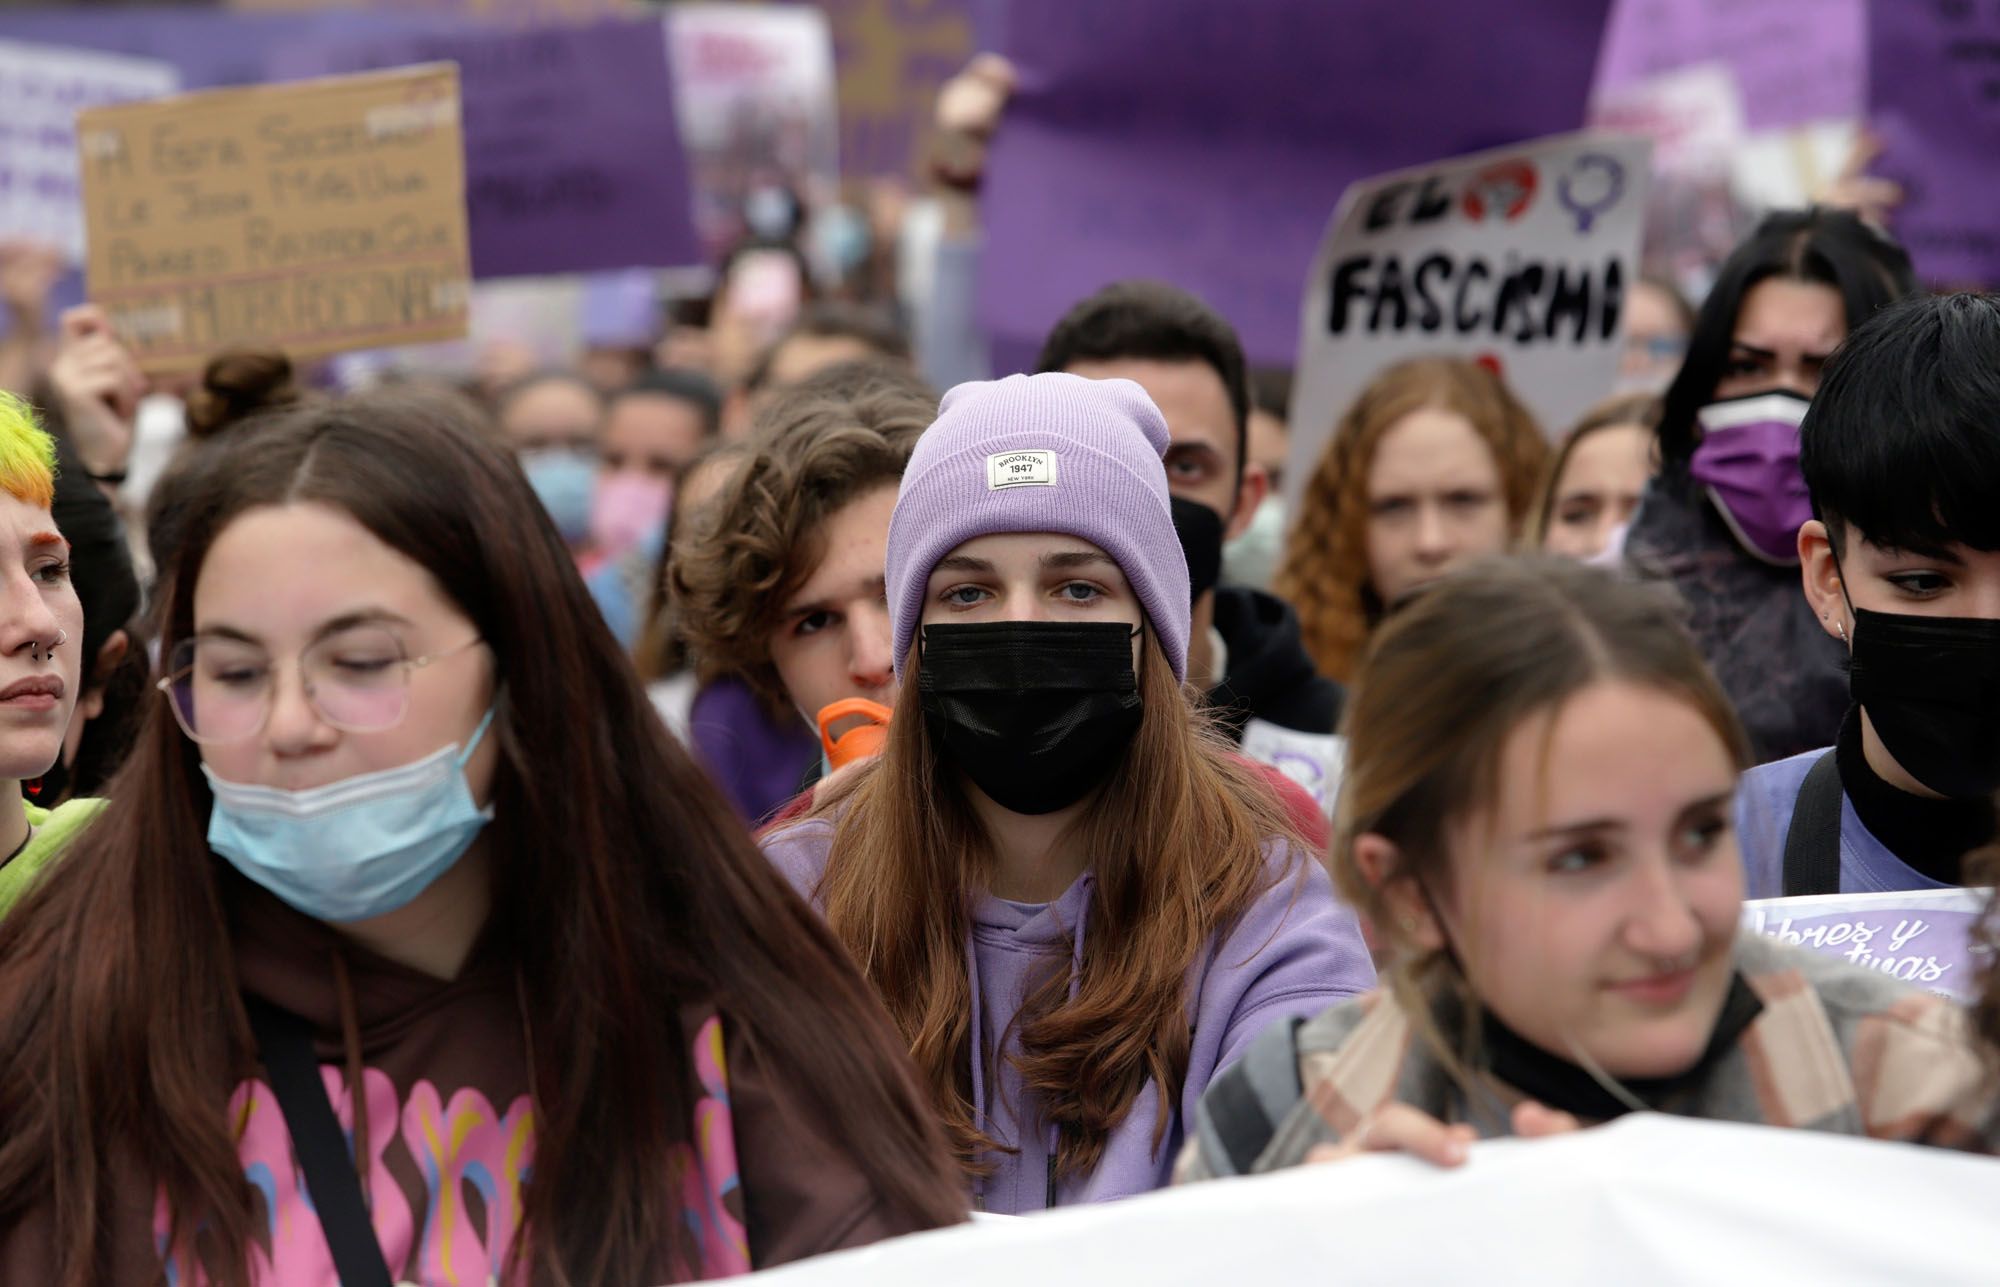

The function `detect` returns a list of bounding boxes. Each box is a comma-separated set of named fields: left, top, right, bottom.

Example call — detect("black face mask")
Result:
left=917, top=620, right=1143, bottom=816
left=1848, top=607, right=2000, bottom=799
left=1171, top=495, right=1226, bottom=605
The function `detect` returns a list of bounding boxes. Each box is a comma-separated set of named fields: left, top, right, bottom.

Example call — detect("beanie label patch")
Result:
left=987, top=450, right=1058, bottom=490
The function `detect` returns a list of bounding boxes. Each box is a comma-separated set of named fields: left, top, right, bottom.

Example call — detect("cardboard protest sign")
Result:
left=1593, top=0, right=1865, bottom=131
left=279, top=18, right=701, bottom=279
left=77, top=64, right=470, bottom=374
left=1742, top=887, right=1990, bottom=1003
left=0, top=40, right=177, bottom=262
left=667, top=4, right=841, bottom=256
left=1287, top=132, right=1651, bottom=505
left=978, top=0, right=1613, bottom=373
left=1868, top=1, right=2000, bottom=288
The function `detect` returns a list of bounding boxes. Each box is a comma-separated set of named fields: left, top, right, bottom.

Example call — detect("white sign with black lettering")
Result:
left=1287, top=132, right=1652, bottom=510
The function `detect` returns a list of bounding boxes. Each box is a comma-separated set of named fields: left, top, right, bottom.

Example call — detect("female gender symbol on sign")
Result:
left=1557, top=153, right=1625, bottom=233
left=1552, top=154, right=1632, bottom=235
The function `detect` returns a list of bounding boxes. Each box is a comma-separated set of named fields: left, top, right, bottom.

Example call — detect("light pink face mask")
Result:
left=589, top=471, right=672, bottom=560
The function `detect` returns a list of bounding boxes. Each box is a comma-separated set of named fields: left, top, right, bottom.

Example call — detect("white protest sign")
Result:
left=0, top=40, right=178, bottom=262
left=1287, top=132, right=1651, bottom=509
left=1742, top=887, right=1990, bottom=1003
left=740, top=1115, right=2000, bottom=1287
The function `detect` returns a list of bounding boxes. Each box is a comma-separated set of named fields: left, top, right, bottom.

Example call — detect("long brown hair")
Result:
left=800, top=628, right=1305, bottom=1178
left=1331, top=556, right=1749, bottom=1056
left=1274, top=357, right=1547, bottom=684
left=0, top=387, right=963, bottom=1285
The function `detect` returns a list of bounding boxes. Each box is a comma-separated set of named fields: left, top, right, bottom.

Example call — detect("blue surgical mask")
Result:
left=203, top=709, right=496, bottom=924
left=520, top=449, right=596, bottom=546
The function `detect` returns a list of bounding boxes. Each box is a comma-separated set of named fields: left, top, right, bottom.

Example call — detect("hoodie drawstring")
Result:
left=965, top=934, right=989, bottom=1208
left=330, top=950, right=370, bottom=1209
left=1044, top=873, right=1094, bottom=1210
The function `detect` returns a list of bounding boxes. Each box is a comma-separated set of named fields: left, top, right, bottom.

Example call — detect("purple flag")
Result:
left=1592, top=0, right=1865, bottom=132
left=1868, top=1, right=2000, bottom=288
left=281, top=18, right=701, bottom=279
left=978, top=0, right=1613, bottom=371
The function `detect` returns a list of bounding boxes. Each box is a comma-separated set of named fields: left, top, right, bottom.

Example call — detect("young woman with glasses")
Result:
left=0, top=386, right=964, bottom=1284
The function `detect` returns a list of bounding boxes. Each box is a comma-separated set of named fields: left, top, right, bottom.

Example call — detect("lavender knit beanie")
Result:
left=886, top=372, right=1191, bottom=682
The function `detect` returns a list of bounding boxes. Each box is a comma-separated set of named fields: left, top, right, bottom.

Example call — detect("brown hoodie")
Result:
left=0, top=883, right=938, bottom=1283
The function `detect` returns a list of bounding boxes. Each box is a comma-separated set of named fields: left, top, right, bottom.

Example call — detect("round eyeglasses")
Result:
left=157, top=626, right=484, bottom=745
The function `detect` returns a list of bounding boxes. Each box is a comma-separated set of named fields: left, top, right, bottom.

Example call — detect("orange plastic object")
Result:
left=817, top=698, right=894, bottom=769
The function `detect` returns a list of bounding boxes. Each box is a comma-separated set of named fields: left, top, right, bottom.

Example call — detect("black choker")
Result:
left=1474, top=975, right=1764, bottom=1122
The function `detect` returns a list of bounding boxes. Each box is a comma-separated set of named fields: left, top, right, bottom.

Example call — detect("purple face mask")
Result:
left=1688, top=391, right=1813, bottom=566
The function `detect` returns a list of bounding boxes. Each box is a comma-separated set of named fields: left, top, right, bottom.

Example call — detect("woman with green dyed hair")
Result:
left=0, top=392, right=96, bottom=915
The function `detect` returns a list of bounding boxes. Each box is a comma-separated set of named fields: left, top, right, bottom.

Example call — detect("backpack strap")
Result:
left=245, top=996, right=394, bottom=1287
left=1781, top=750, right=1845, bottom=898
left=1193, top=1015, right=1308, bottom=1177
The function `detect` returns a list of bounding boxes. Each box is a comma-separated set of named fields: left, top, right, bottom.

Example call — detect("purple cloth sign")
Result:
left=1742, top=888, right=1989, bottom=1003
left=280, top=19, right=701, bottom=279
left=1868, top=1, right=2000, bottom=288
left=1592, top=0, right=1865, bottom=131
left=0, top=10, right=465, bottom=91
left=978, top=0, right=1613, bottom=371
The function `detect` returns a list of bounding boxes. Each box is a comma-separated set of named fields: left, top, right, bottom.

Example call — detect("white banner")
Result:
left=1287, top=131, right=1651, bottom=509
left=0, top=40, right=177, bottom=262
left=733, top=1115, right=2000, bottom=1286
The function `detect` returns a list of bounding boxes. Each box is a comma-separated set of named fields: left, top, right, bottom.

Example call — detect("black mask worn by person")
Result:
left=1848, top=607, right=2000, bottom=799
left=1171, top=496, right=1226, bottom=605
left=917, top=620, right=1143, bottom=816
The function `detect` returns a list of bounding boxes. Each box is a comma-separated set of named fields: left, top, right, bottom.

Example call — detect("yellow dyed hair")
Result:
left=0, top=392, right=56, bottom=510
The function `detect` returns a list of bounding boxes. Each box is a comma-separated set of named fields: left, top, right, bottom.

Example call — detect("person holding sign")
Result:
left=1179, top=558, right=1997, bottom=1182
left=1275, top=357, right=1547, bottom=684
left=1622, top=209, right=1917, bottom=764
left=1735, top=293, right=2000, bottom=899
left=0, top=387, right=966, bottom=1282
left=761, top=372, right=1373, bottom=1213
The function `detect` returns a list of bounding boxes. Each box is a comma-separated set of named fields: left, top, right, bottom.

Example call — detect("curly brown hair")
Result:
left=1273, top=357, right=1548, bottom=684
left=669, top=365, right=936, bottom=715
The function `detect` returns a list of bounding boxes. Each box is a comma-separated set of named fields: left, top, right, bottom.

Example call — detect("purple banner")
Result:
left=0, top=10, right=463, bottom=92
left=280, top=19, right=700, bottom=279
left=978, top=0, right=1613, bottom=371
left=1592, top=0, right=1865, bottom=132
left=1868, top=0, right=2000, bottom=288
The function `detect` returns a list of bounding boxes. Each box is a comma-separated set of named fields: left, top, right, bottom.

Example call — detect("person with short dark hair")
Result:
left=1623, top=209, right=1917, bottom=764
left=1037, top=282, right=1346, bottom=813
left=1736, top=292, right=2000, bottom=897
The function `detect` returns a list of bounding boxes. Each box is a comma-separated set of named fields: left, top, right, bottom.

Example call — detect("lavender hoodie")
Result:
left=760, top=818, right=1375, bottom=1213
